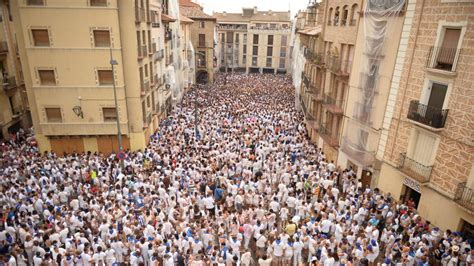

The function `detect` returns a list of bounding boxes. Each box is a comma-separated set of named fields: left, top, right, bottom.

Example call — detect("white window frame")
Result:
left=419, top=75, right=453, bottom=110
left=433, top=21, right=467, bottom=72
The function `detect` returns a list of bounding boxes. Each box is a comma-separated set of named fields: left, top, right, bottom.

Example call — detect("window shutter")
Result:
left=98, top=70, right=113, bottom=85
left=45, top=108, right=62, bottom=122
left=102, top=107, right=117, bottom=121
left=38, top=70, right=56, bottom=85
left=32, top=29, right=50, bottom=46
left=94, top=30, right=111, bottom=47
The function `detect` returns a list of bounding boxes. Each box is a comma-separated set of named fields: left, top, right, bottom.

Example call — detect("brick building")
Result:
left=377, top=0, right=474, bottom=231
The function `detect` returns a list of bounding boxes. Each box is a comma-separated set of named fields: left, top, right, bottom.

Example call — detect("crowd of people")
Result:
left=0, top=73, right=472, bottom=265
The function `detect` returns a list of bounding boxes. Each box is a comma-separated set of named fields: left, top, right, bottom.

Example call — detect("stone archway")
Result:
left=196, top=70, right=209, bottom=84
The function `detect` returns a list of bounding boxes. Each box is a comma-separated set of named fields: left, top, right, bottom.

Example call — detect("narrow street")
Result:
left=0, top=74, right=468, bottom=265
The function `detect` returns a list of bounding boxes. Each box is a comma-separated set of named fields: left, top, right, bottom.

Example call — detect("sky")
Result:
left=196, top=0, right=311, bottom=18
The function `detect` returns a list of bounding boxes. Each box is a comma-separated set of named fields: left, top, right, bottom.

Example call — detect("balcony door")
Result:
left=425, top=82, right=447, bottom=124
left=436, top=28, right=461, bottom=70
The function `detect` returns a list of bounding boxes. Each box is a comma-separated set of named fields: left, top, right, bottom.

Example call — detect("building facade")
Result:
left=214, top=7, right=292, bottom=74
left=180, top=0, right=216, bottom=84
left=11, top=0, right=168, bottom=154
left=377, top=0, right=474, bottom=231
left=0, top=0, right=31, bottom=140
left=298, top=0, right=362, bottom=164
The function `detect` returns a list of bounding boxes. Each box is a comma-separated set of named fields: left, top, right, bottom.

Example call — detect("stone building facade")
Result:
left=377, top=0, right=474, bottom=231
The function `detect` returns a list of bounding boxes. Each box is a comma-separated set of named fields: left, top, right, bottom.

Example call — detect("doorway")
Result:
left=401, top=185, right=421, bottom=209
left=361, top=169, right=372, bottom=189
left=459, top=219, right=474, bottom=244
left=426, top=82, right=448, bottom=127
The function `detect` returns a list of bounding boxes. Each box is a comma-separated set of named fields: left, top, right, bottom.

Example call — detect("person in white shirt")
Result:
left=272, top=236, right=284, bottom=266
left=258, top=254, right=272, bottom=266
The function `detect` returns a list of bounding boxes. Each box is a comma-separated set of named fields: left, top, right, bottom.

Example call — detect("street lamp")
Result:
left=109, top=48, right=123, bottom=156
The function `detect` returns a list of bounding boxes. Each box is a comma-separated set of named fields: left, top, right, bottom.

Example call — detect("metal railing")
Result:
left=141, top=80, right=150, bottom=93
left=319, top=123, right=339, bottom=147
left=0, top=41, right=8, bottom=53
left=454, top=182, right=474, bottom=212
left=138, top=45, right=147, bottom=59
left=426, top=46, right=460, bottom=72
left=217, top=24, right=248, bottom=30
left=323, top=93, right=344, bottom=114
left=135, top=7, right=146, bottom=23
left=2, top=76, right=17, bottom=90
left=398, top=153, right=433, bottom=184
left=154, top=49, right=164, bottom=61
left=407, top=100, right=449, bottom=129
left=327, top=56, right=352, bottom=76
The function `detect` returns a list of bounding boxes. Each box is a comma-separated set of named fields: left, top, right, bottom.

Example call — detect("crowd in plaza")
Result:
left=0, top=73, right=473, bottom=265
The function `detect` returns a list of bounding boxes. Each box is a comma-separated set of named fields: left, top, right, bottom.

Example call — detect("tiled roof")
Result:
left=161, top=13, right=177, bottom=23
left=180, top=15, right=194, bottom=24
left=180, top=6, right=216, bottom=20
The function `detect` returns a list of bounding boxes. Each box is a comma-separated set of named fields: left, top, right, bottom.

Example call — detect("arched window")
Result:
left=350, top=4, right=359, bottom=26
left=334, top=7, right=340, bottom=26
left=342, top=5, right=349, bottom=26
left=328, top=8, right=333, bottom=26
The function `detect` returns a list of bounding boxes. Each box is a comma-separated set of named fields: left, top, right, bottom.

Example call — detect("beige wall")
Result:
left=189, top=18, right=216, bottom=83
left=378, top=162, right=474, bottom=231
left=11, top=0, right=167, bottom=153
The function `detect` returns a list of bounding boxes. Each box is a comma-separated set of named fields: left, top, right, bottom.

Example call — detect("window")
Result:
left=279, top=58, right=285, bottom=69
left=266, top=57, right=272, bottom=67
left=27, top=0, right=44, bottom=5
left=144, top=63, right=149, bottom=77
left=350, top=4, right=358, bottom=26
left=31, top=29, right=50, bottom=47
left=252, top=46, right=258, bottom=56
left=38, top=70, right=56, bottom=85
left=342, top=5, right=349, bottom=26
left=408, top=129, right=437, bottom=166
left=253, top=34, right=259, bottom=45
left=281, top=36, right=287, bottom=47
left=252, top=56, right=257, bottom=66
left=267, top=47, right=273, bottom=57
left=243, top=34, right=247, bottom=43
left=45, top=108, right=62, bottom=123
left=147, top=95, right=150, bottom=108
left=267, top=35, right=274, bottom=46
left=429, top=28, right=461, bottom=71
left=199, top=21, right=205, bottom=28
left=198, top=34, right=205, bottom=47
left=334, top=7, right=340, bottom=26
left=243, top=45, right=247, bottom=54
left=90, top=0, right=107, bottom=6
left=220, top=33, right=225, bottom=43
left=93, top=30, right=111, bottom=47
left=328, top=8, right=333, bottom=25
left=242, top=55, right=246, bottom=63
left=226, top=32, right=234, bottom=43
left=235, top=34, right=239, bottom=43
left=102, top=107, right=117, bottom=122
left=98, top=70, right=113, bottom=85
left=280, top=47, right=286, bottom=57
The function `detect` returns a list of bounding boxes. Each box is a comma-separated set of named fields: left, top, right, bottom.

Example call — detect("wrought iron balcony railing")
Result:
left=407, top=100, right=449, bottom=129
left=398, top=153, right=433, bottom=184
left=454, top=182, right=474, bottom=212
left=426, top=46, right=460, bottom=72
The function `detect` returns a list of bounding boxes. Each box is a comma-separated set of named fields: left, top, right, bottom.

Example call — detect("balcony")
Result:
left=319, top=124, right=339, bottom=147
left=217, top=24, right=248, bottom=31
left=407, top=100, right=449, bottom=129
left=154, top=49, right=164, bottom=61
left=138, top=45, right=147, bottom=59
left=2, top=76, right=17, bottom=91
left=143, top=113, right=152, bottom=128
left=302, top=72, right=310, bottom=88
left=341, top=121, right=379, bottom=166
left=454, top=182, right=474, bottom=212
left=327, top=56, right=352, bottom=76
left=304, top=49, right=325, bottom=66
left=398, top=153, right=433, bottom=184
left=359, top=72, right=380, bottom=93
left=300, top=95, right=315, bottom=121
left=141, top=80, right=150, bottom=95
left=426, top=46, right=460, bottom=73
left=135, top=7, right=146, bottom=23
left=150, top=43, right=157, bottom=55
left=322, top=94, right=343, bottom=115
left=0, top=41, right=8, bottom=53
